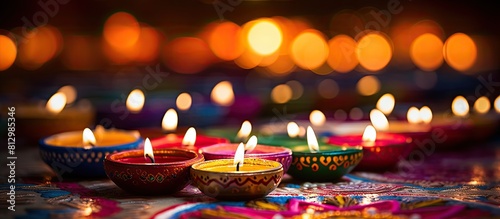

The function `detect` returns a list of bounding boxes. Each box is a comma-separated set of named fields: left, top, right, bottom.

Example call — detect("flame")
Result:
left=309, top=110, right=326, bottom=126
left=407, top=106, right=422, bottom=124
left=452, top=96, right=469, bottom=117
left=245, top=135, right=258, bottom=153
left=82, top=128, right=96, bottom=147
left=143, top=138, right=154, bottom=163
left=376, top=93, right=395, bottom=115
left=162, top=108, right=178, bottom=132
left=306, top=126, right=320, bottom=153
left=287, top=121, right=300, bottom=138
left=237, top=120, right=252, bottom=139
left=211, top=81, right=235, bottom=106
left=419, top=106, right=433, bottom=124
left=234, top=142, right=245, bottom=167
left=362, top=125, right=377, bottom=144
left=182, top=127, right=197, bottom=147
left=57, top=85, right=77, bottom=105
left=126, top=89, right=145, bottom=113
left=46, top=92, right=67, bottom=114
left=370, top=109, right=389, bottom=131
left=495, top=95, right=500, bottom=113
left=473, top=96, right=490, bottom=114
left=176, top=92, right=192, bottom=111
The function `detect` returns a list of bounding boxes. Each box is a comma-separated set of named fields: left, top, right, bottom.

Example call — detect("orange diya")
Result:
left=104, top=138, right=204, bottom=195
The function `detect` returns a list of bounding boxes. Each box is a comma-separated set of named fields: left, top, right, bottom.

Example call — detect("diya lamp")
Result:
left=200, top=135, right=293, bottom=173
left=327, top=123, right=412, bottom=171
left=104, top=138, right=204, bottom=195
left=191, top=143, right=284, bottom=200
left=469, top=96, right=500, bottom=141
left=429, top=96, right=475, bottom=148
left=286, top=126, right=363, bottom=182
left=39, top=125, right=142, bottom=178
left=16, top=88, right=95, bottom=145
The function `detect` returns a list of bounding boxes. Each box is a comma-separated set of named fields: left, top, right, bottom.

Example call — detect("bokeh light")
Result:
left=103, top=12, right=140, bottom=49
left=176, top=92, right=193, bottom=111
left=443, top=33, right=477, bottom=72
left=17, top=26, right=62, bottom=70
left=162, top=37, right=214, bottom=74
left=334, top=109, right=347, bottom=121
left=0, top=35, right=17, bottom=71
left=209, top=21, right=244, bottom=61
left=356, top=75, right=380, bottom=96
left=291, top=29, right=329, bottom=70
left=410, top=33, right=444, bottom=71
left=318, top=79, right=339, bottom=99
left=286, top=80, right=303, bottom=100
left=247, top=19, right=283, bottom=56
left=57, top=85, right=77, bottom=105
left=271, top=84, right=292, bottom=104
left=376, top=93, right=395, bottom=115
left=452, top=95, right=470, bottom=117
left=356, top=32, right=392, bottom=72
left=265, top=54, right=296, bottom=75
left=349, top=107, right=364, bottom=120
left=495, top=95, right=500, bottom=113
left=327, top=34, right=358, bottom=73
left=473, top=96, right=490, bottom=114
left=211, top=81, right=235, bottom=106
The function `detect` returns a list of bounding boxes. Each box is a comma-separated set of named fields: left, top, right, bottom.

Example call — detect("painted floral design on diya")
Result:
left=38, top=127, right=142, bottom=178
left=104, top=146, right=204, bottom=195
left=200, top=143, right=293, bottom=173
left=190, top=158, right=284, bottom=200
left=285, top=126, right=363, bottom=182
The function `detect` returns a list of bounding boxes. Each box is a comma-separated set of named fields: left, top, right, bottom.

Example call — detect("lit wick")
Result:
left=236, top=162, right=240, bottom=171
left=234, top=142, right=245, bottom=172
left=146, top=154, right=155, bottom=163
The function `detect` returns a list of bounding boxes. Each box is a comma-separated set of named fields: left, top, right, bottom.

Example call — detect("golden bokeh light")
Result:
left=57, top=85, right=77, bottom=105
left=420, top=106, right=433, bottom=124
left=309, top=110, right=326, bottom=126
left=473, top=96, right=490, bottom=114
left=17, top=26, right=62, bottom=70
left=271, top=84, right=293, bottom=104
left=247, top=19, right=283, bottom=56
left=103, top=12, right=140, bottom=49
left=356, top=75, right=380, bottom=96
left=46, top=92, right=67, bottom=115
left=362, top=125, right=377, bottom=143
left=162, top=37, right=214, bottom=74
left=370, top=109, right=389, bottom=131
left=162, top=108, right=178, bottom=132
left=135, top=24, right=161, bottom=63
left=126, top=89, right=145, bottom=113
left=349, top=107, right=364, bottom=120
left=291, top=29, right=329, bottom=70
left=0, top=35, right=17, bottom=71
left=176, top=92, right=192, bottom=111
left=211, top=81, right=235, bottom=106
left=287, top=121, right=300, bottom=138
left=327, top=34, right=358, bottom=73
left=443, top=33, right=477, bottom=72
left=356, top=32, right=392, bottom=72
left=452, top=95, right=469, bottom=117
left=376, top=93, right=395, bottom=115
left=410, top=33, right=444, bottom=71
left=407, top=106, right=422, bottom=124
left=209, top=21, right=244, bottom=61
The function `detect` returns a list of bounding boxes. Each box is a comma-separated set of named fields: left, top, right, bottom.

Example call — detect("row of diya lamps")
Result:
left=37, top=94, right=500, bottom=201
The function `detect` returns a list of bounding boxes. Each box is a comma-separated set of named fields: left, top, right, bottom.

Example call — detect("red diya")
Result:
left=104, top=138, right=204, bottom=195
left=199, top=136, right=293, bottom=173
left=327, top=125, right=412, bottom=171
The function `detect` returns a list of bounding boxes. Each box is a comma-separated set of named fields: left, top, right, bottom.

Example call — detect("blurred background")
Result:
left=1, top=0, right=500, bottom=142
